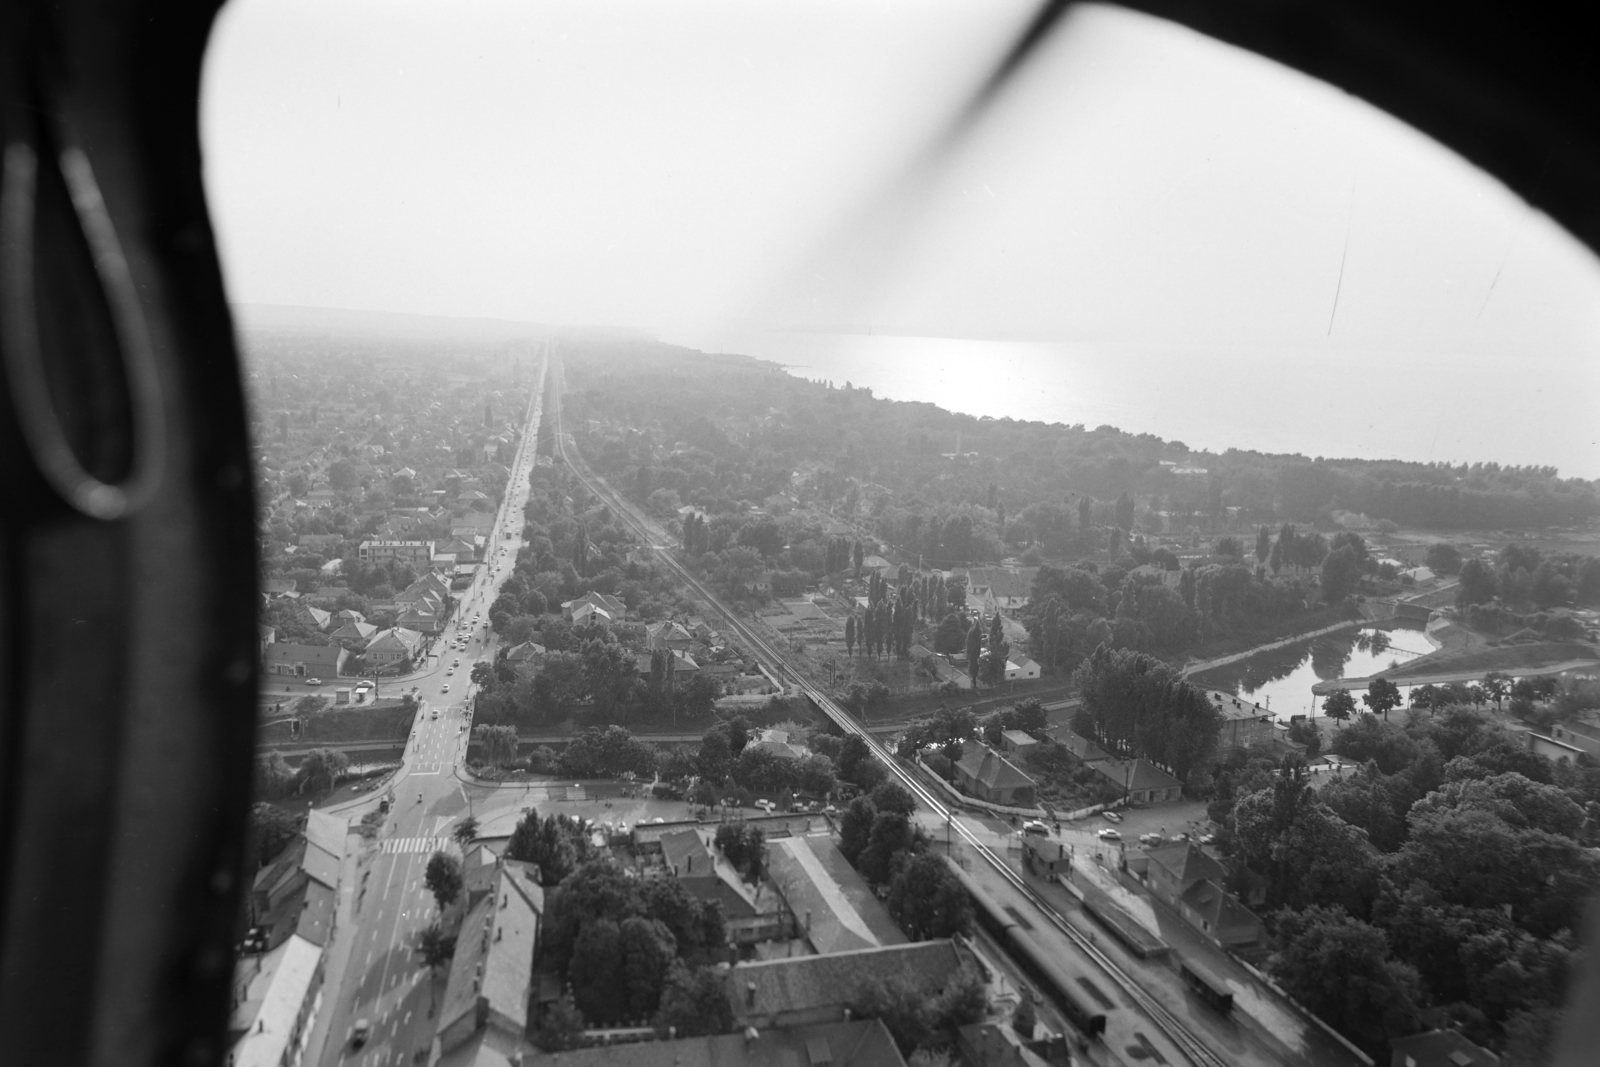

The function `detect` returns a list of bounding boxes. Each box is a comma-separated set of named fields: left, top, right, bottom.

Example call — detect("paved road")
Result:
left=308, top=350, right=547, bottom=1067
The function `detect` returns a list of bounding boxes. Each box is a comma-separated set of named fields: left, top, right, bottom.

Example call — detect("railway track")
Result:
left=547, top=358, right=1226, bottom=1067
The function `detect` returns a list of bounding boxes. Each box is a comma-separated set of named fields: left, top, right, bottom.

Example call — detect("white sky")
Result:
left=202, top=0, right=1600, bottom=468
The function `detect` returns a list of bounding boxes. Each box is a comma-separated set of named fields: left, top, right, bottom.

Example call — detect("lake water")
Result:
left=1191, top=625, right=1435, bottom=719
left=667, top=329, right=1600, bottom=478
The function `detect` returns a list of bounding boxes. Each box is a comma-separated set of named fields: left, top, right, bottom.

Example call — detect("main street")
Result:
left=307, top=350, right=548, bottom=1067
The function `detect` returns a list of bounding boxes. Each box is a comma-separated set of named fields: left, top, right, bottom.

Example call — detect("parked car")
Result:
left=753, top=799, right=776, bottom=812
left=1140, top=832, right=1163, bottom=846
left=352, top=1020, right=370, bottom=1050
left=1100, top=810, right=1122, bottom=823
left=1022, top=820, right=1050, bottom=836
left=441, top=684, right=450, bottom=693
left=1097, top=828, right=1122, bottom=841
left=304, top=677, right=322, bottom=686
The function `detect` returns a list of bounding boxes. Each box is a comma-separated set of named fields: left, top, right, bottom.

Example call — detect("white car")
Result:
left=441, top=684, right=450, bottom=693
left=1022, top=819, right=1050, bottom=836
left=754, top=799, right=776, bottom=812
left=1100, top=810, right=1122, bottom=823
left=1097, top=828, right=1122, bottom=841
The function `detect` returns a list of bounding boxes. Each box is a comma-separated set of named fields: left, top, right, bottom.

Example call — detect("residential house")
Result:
left=1400, top=566, right=1437, bottom=587
left=258, top=625, right=275, bottom=660
left=396, top=606, right=444, bottom=635
left=366, top=627, right=424, bottom=667
left=522, top=1018, right=907, bottom=1067
left=1206, top=691, right=1276, bottom=750
left=1389, top=1029, right=1501, bottom=1067
left=646, top=620, right=695, bottom=651
left=306, top=488, right=336, bottom=507
left=763, top=835, right=907, bottom=956
left=451, top=512, right=497, bottom=538
left=1088, top=758, right=1183, bottom=804
left=262, top=578, right=299, bottom=597
left=331, top=608, right=365, bottom=626
left=562, top=591, right=626, bottom=620
left=225, top=934, right=325, bottom=1067
left=328, top=620, right=378, bottom=644
left=357, top=540, right=434, bottom=570
left=726, top=940, right=968, bottom=1030
left=1142, top=842, right=1261, bottom=946
left=248, top=810, right=346, bottom=951
left=860, top=555, right=896, bottom=579
left=570, top=602, right=615, bottom=628
left=748, top=728, right=809, bottom=761
left=1000, top=730, right=1040, bottom=758
left=263, top=642, right=347, bottom=679
left=436, top=861, right=544, bottom=1056
left=504, top=641, right=545, bottom=665
left=952, top=745, right=1037, bottom=807
left=1002, top=656, right=1041, bottom=681
left=1061, top=732, right=1112, bottom=764
left=963, top=566, right=1038, bottom=614
left=1543, top=717, right=1600, bottom=760
left=297, top=532, right=342, bottom=553
left=659, top=828, right=717, bottom=883
left=633, top=650, right=700, bottom=680
left=286, top=601, right=333, bottom=633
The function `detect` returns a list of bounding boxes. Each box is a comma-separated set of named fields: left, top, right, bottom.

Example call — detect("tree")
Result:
left=1255, top=526, right=1272, bottom=564
left=1480, top=672, right=1511, bottom=710
left=1270, top=906, right=1421, bottom=1057
left=845, top=613, right=857, bottom=656
left=654, top=962, right=733, bottom=1037
left=452, top=815, right=480, bottom=849
left=424, top=850, right=463, bottom=911
left=296, top=747, right=349, bottom=795
left=618, top=916, right=679, bottom=1021
left=474, top=723, right=520, bottom=767
left=982, top=612, right=1009, bottom=688
left=1425, top=543, right=1463, bottom=576
left=839, top=796, right=878, bottom=865
left=1323, top=689, right=1358, bottom=723
left=1362, top=678, right=1403, bottom=720
left=417, top=921, right=456, bottom=974
left=887, top=854, right=973, bottom=940
left=1320, top=545, right=1362, bottom=603
left=569, top=919, right=626, bottom=1023
left=1456, top=558, right=1497, bottom=610
left=246, top=802, right=301, bottom=869
left=964, top=621, right=982, bottom=691
left=932, top=613, right=966, bottom=655
left=506, top=808, right=588, bottom=886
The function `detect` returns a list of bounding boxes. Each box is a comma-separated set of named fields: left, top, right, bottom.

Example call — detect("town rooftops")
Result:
left=527, top=1017, right=906, bottom=1067
left=955, top=745, right=1035, bottom=792
left=762, top=835, right=907, bottom=956
left=564, top=590, right=627, bottom=616
left=661, top=828, right=714, bottom=878
left=1060, top=732, right=1112, bottom=763
left=1145, top=840, right=1226, bottom=887
left=1388, top=1028, right=1501, bottom=1067
left=438, top=864, right=544, bottom=1044
left=263, top=642, right=345, bottom=674
left=1091, top=757, right=1182, bottom=795
left=1179, top=878, right=1261, bottom=935
left=726, top=940, right=964, bottom=1024
left=226, top=935, right=323, bottom=1067
left=1000, top=729, right=1039, bottom=750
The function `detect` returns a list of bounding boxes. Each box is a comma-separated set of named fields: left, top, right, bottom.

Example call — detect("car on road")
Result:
left=304, top=677, right=321, bottom=686
left=1022, top=819, right=1050, bottom=836
left=1199, top=833, right=1216, bottom=844
left=446, top=669, right=453, bottom=677
left=1139, top=832, right=1164, bottom=846
left=441, top=684, right=450, bottom=692
left=1097, top=828, right=1122, bottom=840
left=453, top=658, right=460, bottom=667
left=1100, top=810, right=1122, bottom=823
left=753, top=799, right=776, bottom=812
left=352, top=1019, right=370, bottom=1049
left=431, top=710, right=438, bottom=719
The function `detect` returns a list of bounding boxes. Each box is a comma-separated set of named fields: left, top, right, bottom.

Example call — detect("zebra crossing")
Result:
left=380, top=835, right=450, bottom=855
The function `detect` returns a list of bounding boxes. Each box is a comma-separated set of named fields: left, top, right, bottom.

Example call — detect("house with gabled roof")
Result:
left=562, top=590, right=626, bottom=620
left=504, top=641, right=544, bottom=664
left=1088, top=757, right=1183, bottom=804
left=263, top=642, right=347, bottom=679
left=953, top=744, right=1036, bottom=807
left=1389, top=1028, right=1501, bottom=1067
left=437, top=860, right=544, bottom=1056
left=1177, top=876, right=1263, bottom=947
left=763, top=835, right=906, bottom=956
left=1143, top=841, right=1222, bottom=907
left=328, top=620, right=378, bottom=644
left=249, top=809, right=346, bottom=951
left=570, top=602, right=614, bottom=628
left=519, top=1018, right=907, bottom=1067
left=226, top=934, right=324, bottom=1067
left=646, top=620, right=694, bottom=651
left=725, top=940, right=967, bottom=1030
left=366, top=627, right=424, bottom=666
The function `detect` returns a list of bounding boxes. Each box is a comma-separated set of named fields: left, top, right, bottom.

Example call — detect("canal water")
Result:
left=1191, top=624, right=1436, bottom=719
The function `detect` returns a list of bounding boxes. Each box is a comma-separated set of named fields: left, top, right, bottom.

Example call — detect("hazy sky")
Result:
left=203, top=0, right=1600, bottom=469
